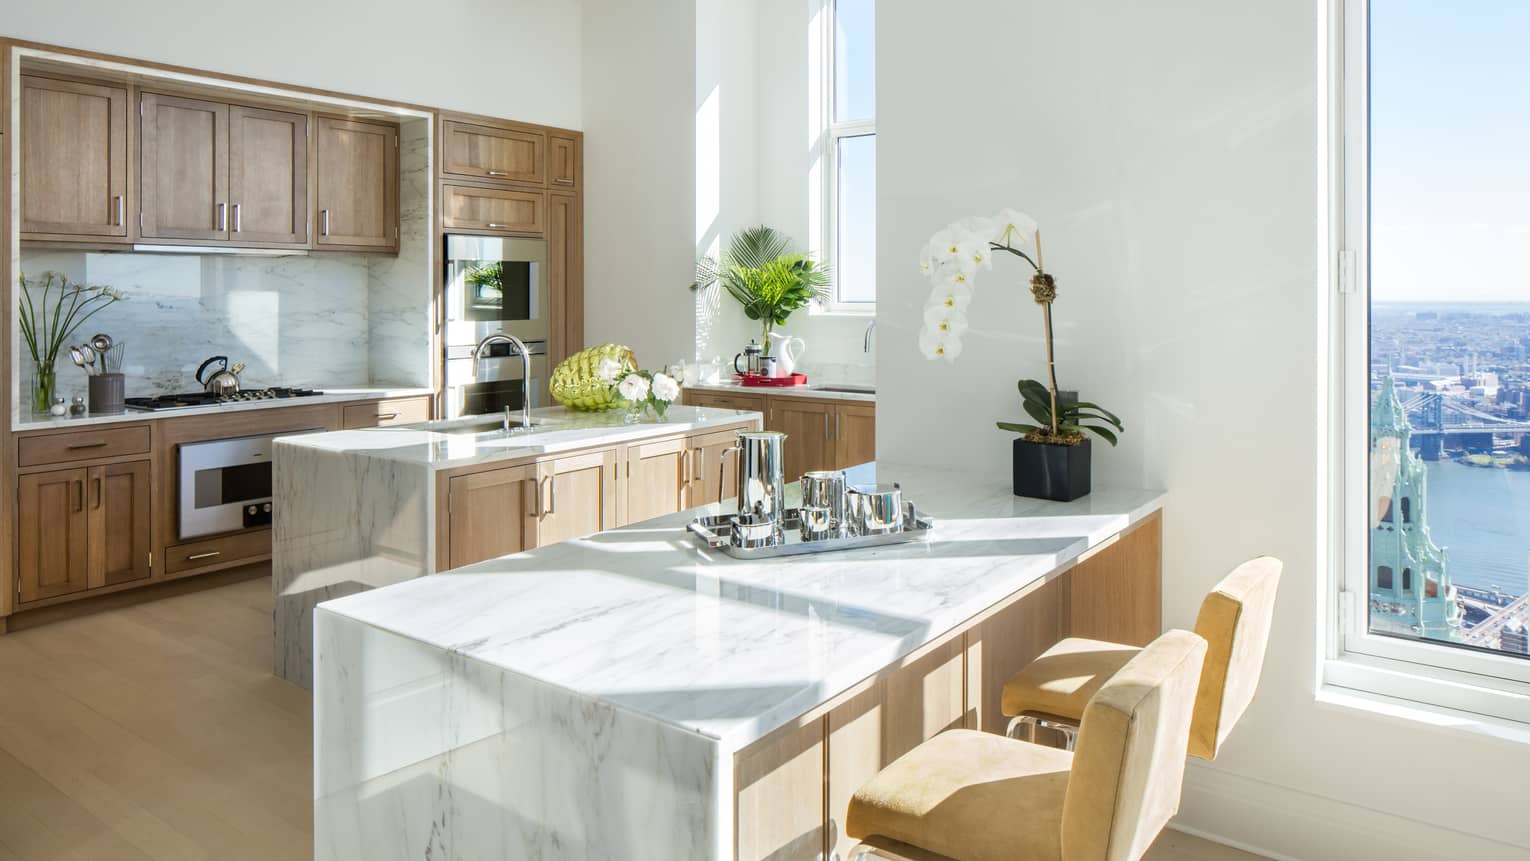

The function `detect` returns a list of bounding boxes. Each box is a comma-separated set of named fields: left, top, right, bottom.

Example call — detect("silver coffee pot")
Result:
left=720, top=430, right=787, bottom=521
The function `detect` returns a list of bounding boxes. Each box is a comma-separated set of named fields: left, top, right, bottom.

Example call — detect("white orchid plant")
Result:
left=918, top=210, right=1123, bottom=447
left=599, top=357, right=682, bottom=419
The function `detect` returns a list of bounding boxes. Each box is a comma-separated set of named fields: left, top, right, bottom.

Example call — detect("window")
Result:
left=826, top=0, right=875, bottom=310
left=1335, top=0, right=1530, bottom=723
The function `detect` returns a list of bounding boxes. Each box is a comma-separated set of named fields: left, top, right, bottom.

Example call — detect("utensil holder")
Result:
left=88, top=372, right=126, bottom=415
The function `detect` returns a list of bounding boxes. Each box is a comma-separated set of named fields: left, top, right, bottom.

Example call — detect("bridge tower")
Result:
left=1370, top=371, right=1462, bottom=640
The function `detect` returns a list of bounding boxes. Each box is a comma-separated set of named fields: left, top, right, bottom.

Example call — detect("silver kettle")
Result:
left=196, top=355, right=245, bottom=396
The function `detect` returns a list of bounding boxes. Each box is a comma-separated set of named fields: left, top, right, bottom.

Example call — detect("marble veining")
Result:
left=366, top=117, right=433, bottom=388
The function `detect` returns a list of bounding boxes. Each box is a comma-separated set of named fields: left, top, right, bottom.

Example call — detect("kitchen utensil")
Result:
left=733, top=340, right=764, bottom=376
left=758, top=356, right=778, bottom=378
left=689, top=502, right=933, bottom=559
left=801, top=470, right=848, bottom=535
left=79, top=344, right=98, bottom=376
left=68, top=346, right=89, bottom=375
left=719, top=430, right=788, bottom=520
left=196, top=356, right=243, bottom=396
left=730, top=507, right=784, bottom=549
left=766, top=333, right=806, bottom=376
left=89, top=333, right=113, bottom=354
left=798, top=505, right=836, bottom=541
left=88, top=372, right=126, bottom=415
left=848, top=483, right=904, bottom=535
left=103, top=341, right=125, bottom=372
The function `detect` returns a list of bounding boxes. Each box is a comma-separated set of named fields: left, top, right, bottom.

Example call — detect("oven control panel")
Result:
left=243, top=502, right=273, bottom=529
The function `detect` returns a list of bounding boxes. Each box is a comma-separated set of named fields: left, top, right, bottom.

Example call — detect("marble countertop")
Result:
left=316, top=460, right=1165, bottom=751
left=686, top=379, right=875, bottom=403
left=14, top=386, right=436, bottom=432
left=277, top=404, right=762, bottom=470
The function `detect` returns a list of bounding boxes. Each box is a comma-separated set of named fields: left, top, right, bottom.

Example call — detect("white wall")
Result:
left=879, top=2, right=1530, bottom=859
left=580, top=0, right=696, bottom=366
left=2, top=0, right=582, bottom=128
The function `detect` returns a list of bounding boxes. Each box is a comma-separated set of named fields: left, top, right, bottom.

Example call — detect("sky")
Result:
left=1371, top=1, right=1530, bottom=302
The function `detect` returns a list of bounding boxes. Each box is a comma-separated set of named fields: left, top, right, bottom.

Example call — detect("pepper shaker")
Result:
left=69, top=396, right=87, bottom=417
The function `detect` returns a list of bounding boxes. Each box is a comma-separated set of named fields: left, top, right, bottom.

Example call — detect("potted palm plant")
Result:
left=918, top=211, right=1123, bottom=501
left=693, top=226, right=831, bottom=352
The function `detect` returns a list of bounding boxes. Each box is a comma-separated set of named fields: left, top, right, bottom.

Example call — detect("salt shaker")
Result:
left=69, top=396, right=86, bottom=417
left=49, top=397, right=67, bottom=417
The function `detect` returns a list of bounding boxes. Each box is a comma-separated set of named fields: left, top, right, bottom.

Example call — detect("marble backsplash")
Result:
left=15, top=116, right=434, bottom=411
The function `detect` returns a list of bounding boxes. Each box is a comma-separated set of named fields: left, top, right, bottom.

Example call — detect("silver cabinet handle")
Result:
left=553, top=177, right=574, bottom=185
left=836, top=413, right=841, bottom=441
left=546, top=475, right=556, bottom=515
left=187, top=551, right=221, bottom=561
left=320, top=209, right=330, bottom=236
left=485, top=169, right=509, bottom=177
left=376, top=412, right=399, bottom=422
left=485, top=223, right=509, bottom=229
left=112, top=195, right=124, bottom=226
left=66, top=441, right=108, bottom=450
left=217, top=202, right=226, bottom=231
left=232, top=203, right=241, bottom=233
left=823, top=413, right=829, bottom=439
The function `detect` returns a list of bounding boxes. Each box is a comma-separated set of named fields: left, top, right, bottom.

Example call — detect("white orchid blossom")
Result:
left=916, top=208, right=1040, bottom=362
left=651, top=372, right=681, bottom=403
left=617, top=373, right=650, bottom=402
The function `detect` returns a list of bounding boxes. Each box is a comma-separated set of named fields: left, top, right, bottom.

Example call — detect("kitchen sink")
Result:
left=401, top=416, right=537, bottom=435
left=810, top=384, right=876, bottom=395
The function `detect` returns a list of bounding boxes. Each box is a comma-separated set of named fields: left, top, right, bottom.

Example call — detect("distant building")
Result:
left=1370, top=371, right=1463, bottom=641
left=1501, top=620, right=1529, bottom=656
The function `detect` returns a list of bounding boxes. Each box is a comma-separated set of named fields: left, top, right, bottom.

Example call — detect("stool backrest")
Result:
left=1061, top=629, right=1207, bottom=861
left=1189, top=556, right=1282, bottom=760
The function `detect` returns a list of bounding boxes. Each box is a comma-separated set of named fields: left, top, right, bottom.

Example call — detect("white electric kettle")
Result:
left=766, top=333, right=805, bottom=377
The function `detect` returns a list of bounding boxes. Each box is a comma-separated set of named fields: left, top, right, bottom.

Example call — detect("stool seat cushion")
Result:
left=845, top=729, right=1073, bottom=861
left=1001, top=637, right=1141, bottom=721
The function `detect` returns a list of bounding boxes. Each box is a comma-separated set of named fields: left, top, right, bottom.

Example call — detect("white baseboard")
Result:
left=1173, top=762, right=1530, bottom=861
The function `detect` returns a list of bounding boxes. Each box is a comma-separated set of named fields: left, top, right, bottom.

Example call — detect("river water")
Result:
left=1422, top=460, right=1530, bottom=597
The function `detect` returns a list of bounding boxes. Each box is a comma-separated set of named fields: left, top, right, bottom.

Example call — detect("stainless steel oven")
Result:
left=178, top=431, right=316, bottom=539
left=444, top=234, right=550, bottom=347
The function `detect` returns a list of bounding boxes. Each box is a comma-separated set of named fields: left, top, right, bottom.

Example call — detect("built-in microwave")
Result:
left=178, top=431, right=317, bottom=539
left=443, top=234, right=550, bottom=348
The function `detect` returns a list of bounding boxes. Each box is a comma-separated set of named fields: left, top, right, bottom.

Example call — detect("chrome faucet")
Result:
left=863, top=319, right=877, bottom=353
left=472, top=332, right=532, bottom=433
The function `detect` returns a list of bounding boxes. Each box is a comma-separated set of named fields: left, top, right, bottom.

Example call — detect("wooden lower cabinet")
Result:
left=767, top=399, right=834, bottom=483
left=341, top=396, right=432, bottom=429
left=685, top=390, right=876, bottom=482
left=736, top=716, right=826, bottom=861
left=688, top=428, right=743, bottom=509
left=536, top=448, right=619, bottom=545
left=445, top=463, right=539, bottom=570
left=835, top=403, right=876, bottom=469
left=17, top=459, right=151, bottom=604
left=624, top=437, right=686, bottom=525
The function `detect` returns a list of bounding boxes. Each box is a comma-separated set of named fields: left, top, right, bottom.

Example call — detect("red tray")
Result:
left=737, top=372, right=808, bottom=387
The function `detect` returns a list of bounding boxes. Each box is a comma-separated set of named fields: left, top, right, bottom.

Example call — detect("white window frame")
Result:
left=819, top=0, right=876, bottom=316
left=1328, top=0, right=1530, bottom=726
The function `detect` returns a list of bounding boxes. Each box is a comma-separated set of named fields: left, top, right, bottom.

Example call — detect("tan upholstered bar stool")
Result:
left=1003, top=556, right=1281, bottom=758
left=843, top=629, right=1208, bottom=861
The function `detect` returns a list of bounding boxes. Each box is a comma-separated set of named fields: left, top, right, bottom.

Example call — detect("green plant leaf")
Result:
left=1085, top=425, right=1119, bottom=446
left=1022, top=399, right=1051, bottom=425
left=1070, top=401, right=1123, bottom=424
left=996, top=421, right=1041, bottom=434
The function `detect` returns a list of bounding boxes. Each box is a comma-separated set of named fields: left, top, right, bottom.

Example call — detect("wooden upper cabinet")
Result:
left=20, top=75, right=129, bottom=239
left=549, top=134, right=579, bottom=191
left=314, top=116, right=399, bottom=250
left=228, top=105, right=308, bottom=245
left=140, top=93, right=229, bottom=241
left=17, top=468, right=91, bottom=603
left=442, top=120, right=544, bottom=184
left=442, top=184, right=544, bottom=236
left=88, top=461, right=152, bottom=588
left=548, top=192, right=583, bottom=363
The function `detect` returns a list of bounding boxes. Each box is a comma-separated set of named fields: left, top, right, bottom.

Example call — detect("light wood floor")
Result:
left=0, top=574, right=1266, bottom=861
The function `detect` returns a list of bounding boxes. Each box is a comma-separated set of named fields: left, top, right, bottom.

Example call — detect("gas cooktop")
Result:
left=124, top=387, right=325, bottom=412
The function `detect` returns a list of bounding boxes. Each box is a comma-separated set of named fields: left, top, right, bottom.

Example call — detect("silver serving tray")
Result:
left=687, top=502, right=934, bottom=559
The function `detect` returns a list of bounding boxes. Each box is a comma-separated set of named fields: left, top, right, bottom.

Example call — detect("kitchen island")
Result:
left=272, top=404, right=761, bottom=687
left=311, top=461, right=1165, bottom=860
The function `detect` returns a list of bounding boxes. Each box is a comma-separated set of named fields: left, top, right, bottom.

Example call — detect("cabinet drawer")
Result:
left=442, top=184, right=545, bottom=235
left=19, top=426, right=151, bottom=467
left=683, top=391, right=766, bottom=414
left=164, top=529, right=271, bottom=574
left=342, top=396, right=432, bottom=429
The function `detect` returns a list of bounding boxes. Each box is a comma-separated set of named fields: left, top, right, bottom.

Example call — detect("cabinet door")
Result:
left=548, top=192, right=583, bottom=363
left=315, top=116, right=398, bottom=249
left=767, top=400, right=833, bottom=483
left=689, top=428, right=743, bottom=510
left=20, top=76, right=128, bottom=238
left=537, top=448, right=619, bottom=545
left=736, top=716, right=826, bottom=861
left=228, top=105, right=308, bottom=245
left=446, top=463, right=538, bottom=569
left=549, top=134, right=579, bottom=191
left=442, top=120, right=544, bottom=184
left=441, top=184, right=544, bottom=235
left=140, top=93, right=229, bottom=241
left=17, top=468, right=90, bottom=603
left=624, top=438, right=685, bottom=525
left=88, top=461, right=152, bottom=588
left=834, top=403, right=876, bottom=469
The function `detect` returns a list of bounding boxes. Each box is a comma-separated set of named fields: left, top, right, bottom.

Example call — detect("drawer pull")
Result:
left=186, top=551, right=222, bottom=561
left=485, top=223, right=510, bottom=229
left=66, top=442, right=108, bottom=450
left=485, top=169, right=509, bottom=177
left=376, top=412, right=400, bottom=421
left=554, top=178, right=575, bottom=185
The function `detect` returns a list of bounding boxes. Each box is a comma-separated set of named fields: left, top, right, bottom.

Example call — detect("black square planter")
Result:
left=1013, top=438, right=1091, bottom=501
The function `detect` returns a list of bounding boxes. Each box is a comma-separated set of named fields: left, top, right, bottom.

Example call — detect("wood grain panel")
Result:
left=441, top=183, right=544, bottom=235
left=767, top=400, right=833, bottom=484
left=536, top=448, right=618, bottom=545
left=19, top=75, right=128, bottom=238
left=17, top=468, right=89, bottom=603
left=735, top=715, right=825, bottom=861
left=314, top=115, right=397, bottom=250
left=87, top=460, right=151, bottom=588
left=965, top=575, right=1066, bottom=733
left=441, top=120, right=544, bottom=184
left=228, top=104, right=307, bottom=244
left=834, top=403, right=876, bottom=470
left=548, top=191, right=582, bottom=364
left=18, top=426, right=151, bottom=467
left=1066, top=511, right=1164, bottom=646
left=689, top=427, right=747, bottom=510
left=341, top=396, right=432, bottom=429
left=549, top=134, right=579, bottom=190
left=163, top=529, right=272, bottom=575
left=139, top=92, right=227, bottom=241
left=682, top=390, right=767, bottom=414
left=446, top=464, right=537, bottom=569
